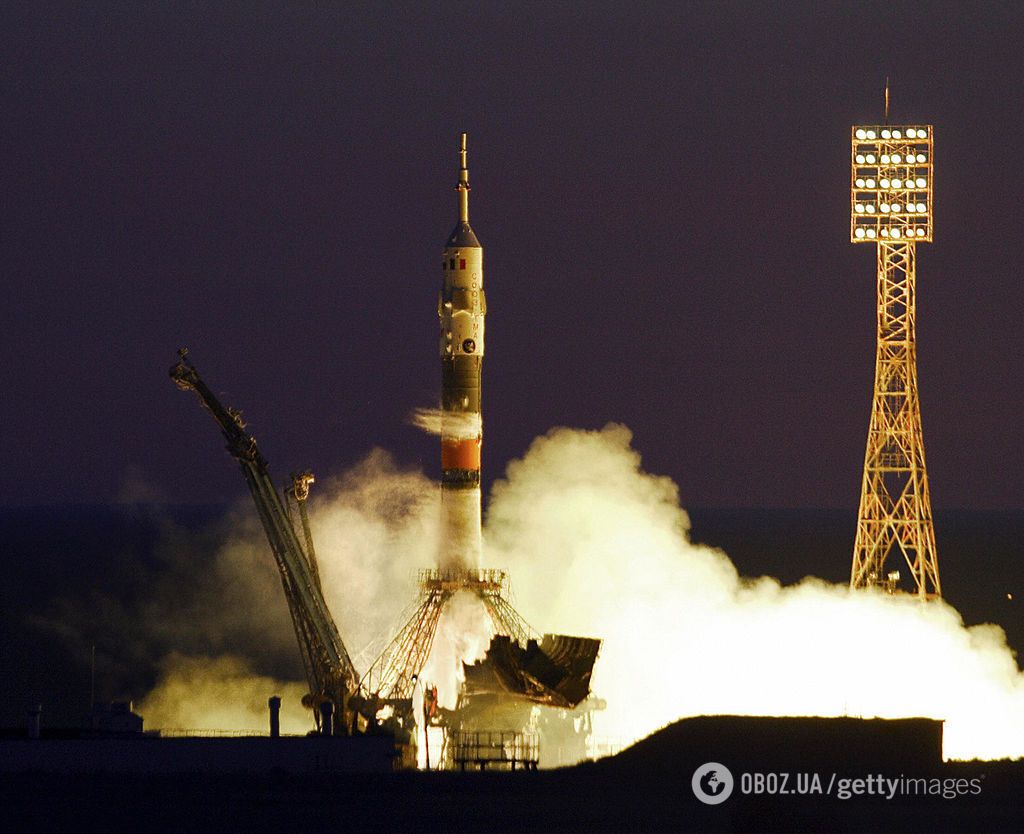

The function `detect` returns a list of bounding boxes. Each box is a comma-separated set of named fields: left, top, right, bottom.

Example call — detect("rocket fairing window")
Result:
left=450, top=259, right=456, bottom=269
left=460, top=258, right=467, bottom=270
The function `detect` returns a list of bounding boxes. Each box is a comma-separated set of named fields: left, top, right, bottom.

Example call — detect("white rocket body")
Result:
left=438, top=134, right=485, bottom=571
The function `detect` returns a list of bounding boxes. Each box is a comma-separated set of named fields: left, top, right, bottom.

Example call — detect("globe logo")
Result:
left=691, top=762, right=735, bottom=805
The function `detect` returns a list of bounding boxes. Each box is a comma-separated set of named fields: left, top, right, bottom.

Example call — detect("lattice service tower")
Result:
left=849, top=123, right=941, bottom=599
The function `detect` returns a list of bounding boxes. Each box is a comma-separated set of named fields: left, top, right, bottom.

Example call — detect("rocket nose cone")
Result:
left=447, top=221, right=481, bottom=248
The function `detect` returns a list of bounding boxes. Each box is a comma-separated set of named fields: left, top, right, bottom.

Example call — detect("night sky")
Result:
left=3, top=2, right=1023, bottom=512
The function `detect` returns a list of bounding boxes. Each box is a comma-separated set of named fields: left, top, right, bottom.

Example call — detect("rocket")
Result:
left=439, top=134, right=485, bottom=571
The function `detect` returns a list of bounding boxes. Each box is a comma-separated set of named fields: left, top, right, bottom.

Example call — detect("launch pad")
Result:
left=357, top=566, right=600, bottom=768
left=359, top=569, right=531, bottom=704
left=169, top=134, right=603, bottom=766
left=172, top=349, right=601, bottom=766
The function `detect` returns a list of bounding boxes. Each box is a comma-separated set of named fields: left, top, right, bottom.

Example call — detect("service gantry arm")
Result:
left=170, top=349, right=358, bottom=732
left=286, top=470, right=324, bottom=597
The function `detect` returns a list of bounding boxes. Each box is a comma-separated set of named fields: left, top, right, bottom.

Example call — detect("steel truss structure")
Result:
left=172, top=351, right=541, bottom=735
left=360, top=568, right=532, bottom=701
left=171, top=351, right=361, bottom=731
left=849, top=124, right=941, bottom=599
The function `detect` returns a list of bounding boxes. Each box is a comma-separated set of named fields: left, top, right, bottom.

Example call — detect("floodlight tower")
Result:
left=848, top=123, right=941, bottom=599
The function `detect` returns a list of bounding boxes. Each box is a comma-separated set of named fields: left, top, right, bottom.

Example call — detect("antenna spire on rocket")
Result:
left=458, top=132, right=470, bottom=222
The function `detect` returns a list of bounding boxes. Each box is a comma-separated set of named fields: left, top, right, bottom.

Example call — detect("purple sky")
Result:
left=3, top=2, right=1023, bottom=509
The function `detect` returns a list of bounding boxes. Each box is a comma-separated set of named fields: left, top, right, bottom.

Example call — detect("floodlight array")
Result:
left=851, top=125, right=933, bottom=243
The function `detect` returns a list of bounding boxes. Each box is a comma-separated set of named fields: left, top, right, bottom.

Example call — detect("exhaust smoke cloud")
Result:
left=139, top=654, right=310, bottom=734
left=484, top=424, right=1024, bottom=761
left=132, top=424, right=1023, bottom=760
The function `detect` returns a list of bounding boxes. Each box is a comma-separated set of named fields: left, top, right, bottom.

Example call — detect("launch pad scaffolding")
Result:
left=451, top=729, right=540, bottom=771
left=359, top=568, right=533, bottom=703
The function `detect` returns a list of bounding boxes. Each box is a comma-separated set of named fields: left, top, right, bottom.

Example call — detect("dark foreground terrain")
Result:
left=2, top=717, right=1021, bottom=832
left=4, top=767, right=1020, bottom=833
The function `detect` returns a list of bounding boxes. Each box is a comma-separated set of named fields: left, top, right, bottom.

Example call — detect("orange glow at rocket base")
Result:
left=441, top=437, right=481, bottom=471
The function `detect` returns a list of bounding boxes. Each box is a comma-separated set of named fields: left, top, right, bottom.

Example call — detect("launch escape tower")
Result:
left=848, top=119, right=941, bottom=599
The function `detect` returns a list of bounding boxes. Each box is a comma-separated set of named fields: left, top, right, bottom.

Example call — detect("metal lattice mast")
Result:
left=170, top=351, right=361, bottom=730
left=359, top=569, right=534, bottom=701
left=849, top=123, right=941, bottom=599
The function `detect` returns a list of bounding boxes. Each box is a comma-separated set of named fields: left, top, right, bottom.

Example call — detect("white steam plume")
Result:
left=139, top=653, right=310, bottom=734
left=311, top=449, right=437, bottom=662
left=484, top=424, right=1024, bottom=761
left=137, top=425, right=1024, bottom=761
left=312, top=450, right=491, bottom=707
